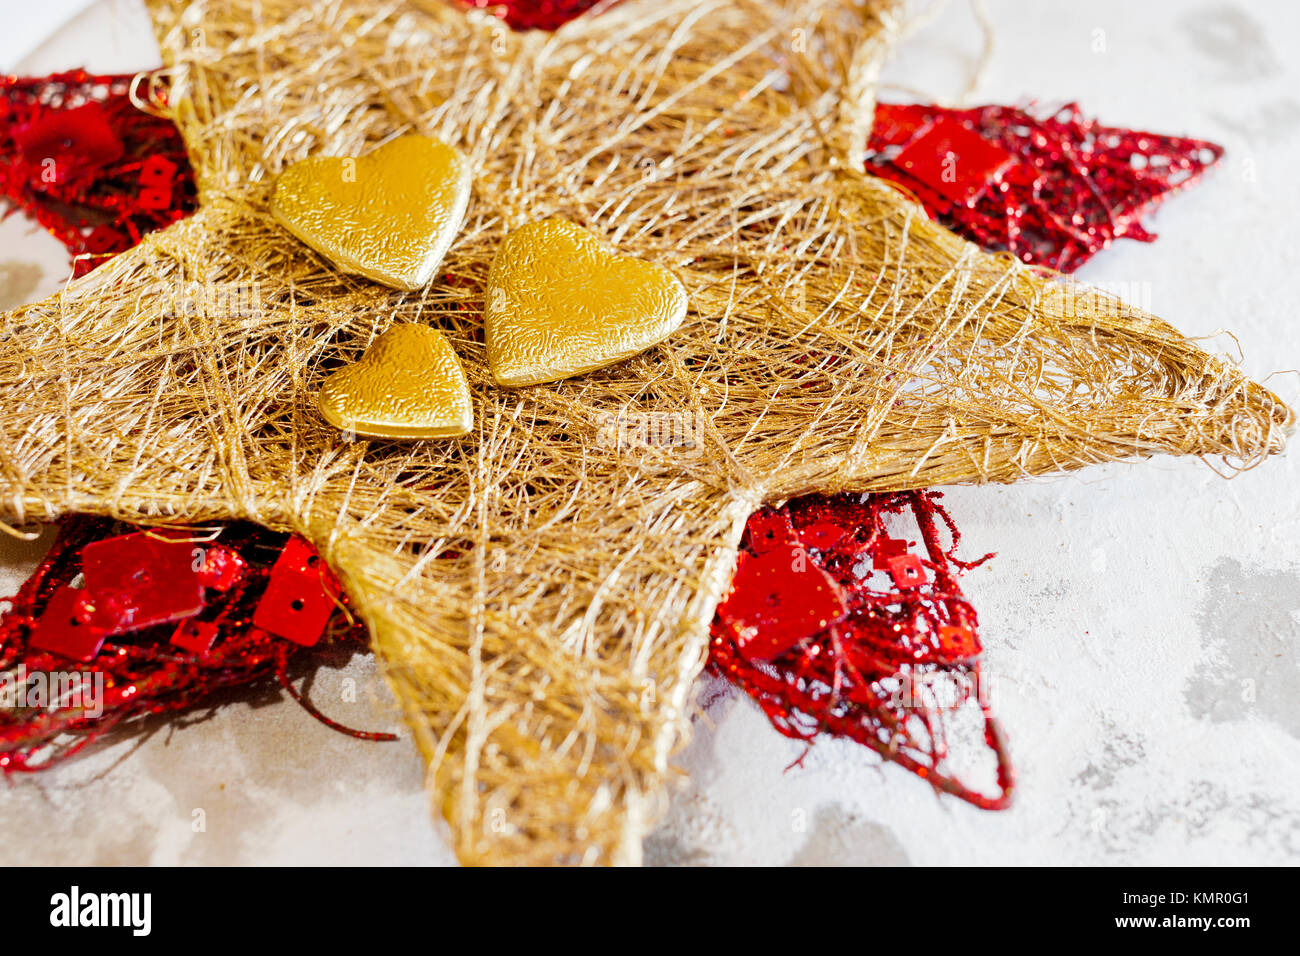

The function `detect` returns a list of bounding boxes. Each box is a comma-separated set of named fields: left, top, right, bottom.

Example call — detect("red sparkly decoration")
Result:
left=0, top=70, right=197, bottom=276
left=27, top=586, right=111, bottom=663
left=867, top=102, right=1224, bottom=272
left=718, top=543, right=848, bottom=663
left=11, top=101, right=124, bottom=176
left=253, top=537, right=342, bottom=647
left=711, top=492, right=1014, bottom=810
left=0, top=518, right=391, bottom=772
left=171, top=619, right=220, bottom=656
left=80, top=531, right=208, bottom=631
left=458, top=0, right=612, bottom=31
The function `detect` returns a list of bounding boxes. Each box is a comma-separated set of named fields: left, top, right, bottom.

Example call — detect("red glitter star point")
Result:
left=867, top=102, right=1225, bottom=271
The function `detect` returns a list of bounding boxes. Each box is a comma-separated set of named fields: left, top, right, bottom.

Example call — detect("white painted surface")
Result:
left=1, top=0, right=1296, bottom=865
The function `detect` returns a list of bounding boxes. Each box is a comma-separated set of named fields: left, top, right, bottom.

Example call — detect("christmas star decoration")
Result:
left=0, top=0, right=1289, bottom=865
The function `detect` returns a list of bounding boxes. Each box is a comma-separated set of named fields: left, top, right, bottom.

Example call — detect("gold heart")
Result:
left=484, top=218, right=689, bottom=386
left=271, top=135, right=471, bottom=291
left=318, top=324, right=473, bottom=439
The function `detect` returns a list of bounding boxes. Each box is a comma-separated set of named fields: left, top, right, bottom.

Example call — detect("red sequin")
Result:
left=717, top=543, right=848, bottom=662
left=893, top=116, right=1014, bottom=207
left=80, top=531, right=206, bottom=632
left=887, top=552, right=926, bottom=589
left=252, top=538, right=342, bottom=647
left=12, top=101, right=123, bottom=180
left=937, top=623, right=980, bottom=664
left=138, top=154, right=178, bottom=188
left=171, top=619, right=220, bottom=656
left=744, top=508, right=796, bottom=554
left=28, top=586, right=110, bottom=663
left=872, top=537, right=909, bottom=570
left=795, top=519, right=847, bottom=552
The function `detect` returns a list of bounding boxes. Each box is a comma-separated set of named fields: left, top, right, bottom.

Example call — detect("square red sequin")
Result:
left=252, top=539, right=340, bottom=647
left=893, top=117, right=1014, bottom=207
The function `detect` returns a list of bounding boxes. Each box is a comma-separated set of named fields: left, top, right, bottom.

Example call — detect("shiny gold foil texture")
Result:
left=318, top=323, right=473, bottom=439
left=271, top=135, right=472, bottom=291
left=484, top=218, right=689, bottom=386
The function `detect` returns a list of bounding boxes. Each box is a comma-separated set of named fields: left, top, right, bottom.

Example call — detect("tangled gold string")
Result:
left=0, top=0, right=1289, bottom=864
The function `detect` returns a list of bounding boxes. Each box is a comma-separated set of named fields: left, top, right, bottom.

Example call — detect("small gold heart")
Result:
left=271, top=135, right=472, bottom=291
left=319, top=324, right=473, bottom=439
left=484, top=218, right=689, bottom=387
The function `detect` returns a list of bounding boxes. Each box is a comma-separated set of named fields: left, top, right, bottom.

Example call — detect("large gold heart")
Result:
left=318, top=324, right=473, bottom=439
left=271, top=135, right=472, bottom=291
left=484, top=218, right=689, bottom=386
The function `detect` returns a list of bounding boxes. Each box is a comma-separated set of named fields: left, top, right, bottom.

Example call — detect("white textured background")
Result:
left=2, top=0, right=1297, bottom=866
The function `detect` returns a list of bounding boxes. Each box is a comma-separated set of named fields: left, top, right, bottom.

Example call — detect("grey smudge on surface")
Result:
left=643, top=826, right=713, bottom=867
left=667, top=672, right=740, bottom=790
left=0, top=260, right=44, bottom=310
left=1184, top=558, right=1300, bottom=737
left=1074, top=730, right=1148, bottom=792
left=787, top=805, right=910, bottom=866
left=1181, top=4, right=1279, bottom=80
left=1210, top=99, right=1300, bottom=144
left=645, top=675, right=742, bottom=865
left=644, top=786, right=741, bottom=867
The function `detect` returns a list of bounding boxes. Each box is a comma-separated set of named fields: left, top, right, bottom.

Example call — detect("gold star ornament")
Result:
left=0, top=0, right=1290, bottom=865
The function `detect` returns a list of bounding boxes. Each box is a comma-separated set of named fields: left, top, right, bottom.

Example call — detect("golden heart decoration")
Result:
left=484, top=218, right=690, bottom=387
left=318, top=324, right=473, bottom=439
left=271, top=135, right=472, bottom=291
